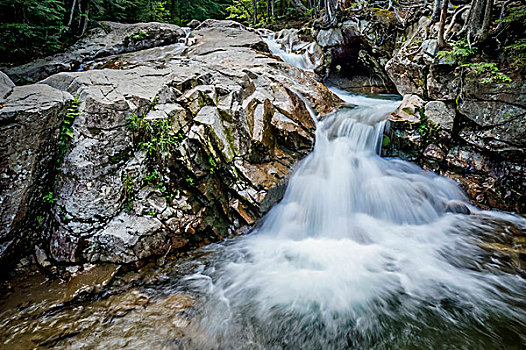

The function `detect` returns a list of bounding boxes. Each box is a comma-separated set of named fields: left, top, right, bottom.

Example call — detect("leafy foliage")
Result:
left=437, top=40, right=476, bottom=65
left=504, top=38, right=526, bottom=70
left=438, top=40, right=512, bottom=85
left=0, top=0, right=232, bottom=64
left=418, top=108, right=441, bottom=145
left=57, top=95, right=81, bottom=166
left=498, top=5, right=526, bottom=23
left=43, top=192, right=58, bottom=204
left=208, top=156, right=218, bottom=174
left=226, top=0, right=252, bottom=23
left=0, top=0, right=66, bottom=61
left=461, top=62, right=512, bottom=84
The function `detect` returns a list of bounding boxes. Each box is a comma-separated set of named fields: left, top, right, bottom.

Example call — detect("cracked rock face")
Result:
left=1, top=20, right=340, bottom=266
left=0, top=83, right=72, bottom=266
left=384, top=15, right=526, bottom=213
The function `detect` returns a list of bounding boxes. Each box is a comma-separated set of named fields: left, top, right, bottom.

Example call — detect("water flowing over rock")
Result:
left=1, top=16, right=526, bottom=349
left=299, top=7, right=525, bottom=212
left=0, top=20, right=339, bottom=268
left=176, top=87, right=526, bottom=349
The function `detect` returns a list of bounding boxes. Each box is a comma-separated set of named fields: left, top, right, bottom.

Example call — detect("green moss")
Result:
left=417, top=108, right=441, bottom=145
left=382, top=135, right=391, bottom=148
left=401, top=107, right=415, bottom=115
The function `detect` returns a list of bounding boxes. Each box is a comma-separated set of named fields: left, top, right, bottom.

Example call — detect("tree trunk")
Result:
left=252, top=0, right=258, bottom=24
left=431, top=0, right=442, bottom=22
left=324, top=0, right=338, bottom=25
left=78, top=0, right=90, bottom=37
left=65, top=0, right=77, bottom=32
left=437, top=0, right=448, bottom=47
left=465, top=0, right=493, bottom=44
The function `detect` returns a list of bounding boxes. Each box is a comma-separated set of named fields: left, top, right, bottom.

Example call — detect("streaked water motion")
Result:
left=264, top=36, right=320, bottom=71
left=179, top=86, right=526, bottom=349
left=1, top=36, right=524, bottom=350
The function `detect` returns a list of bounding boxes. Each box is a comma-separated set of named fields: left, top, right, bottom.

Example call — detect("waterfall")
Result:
left=264, top=36, right=319, bottom=72
left=176, top=39, right=526, bottom=349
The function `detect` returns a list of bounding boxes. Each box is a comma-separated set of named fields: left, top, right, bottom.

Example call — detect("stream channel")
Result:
left=1, top=37, right=525, bottom=350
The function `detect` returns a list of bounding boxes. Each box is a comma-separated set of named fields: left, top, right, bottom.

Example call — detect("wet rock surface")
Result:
left=1, top=215, right=524, bottom=349
left=306, top=7, right=525, bottom=214
left=316, top=14, right=397, bottom=93
left=0, top=260, right=193, bottom=349
left=0, top=20, right=339, bottom=270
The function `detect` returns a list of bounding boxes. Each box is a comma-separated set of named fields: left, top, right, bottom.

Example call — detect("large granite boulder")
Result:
left=1, top=20, right=339, bottom=268
left=0, top=82, right=72, bottom=269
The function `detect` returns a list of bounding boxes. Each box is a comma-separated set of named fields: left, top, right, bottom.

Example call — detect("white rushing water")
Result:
left=264, top=36, right=320, bottom=72
left=178, top=40, right=526, bottom=349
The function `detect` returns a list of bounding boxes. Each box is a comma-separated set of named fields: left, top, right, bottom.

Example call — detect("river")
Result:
left=1, top=37, right=525, bottom=350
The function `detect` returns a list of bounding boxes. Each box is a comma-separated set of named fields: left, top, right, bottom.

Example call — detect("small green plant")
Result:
left=122, top=173, right=136, bottom=208
left=498, top=5, right=526, bottom=23
left=150, top=95, right=159, bottom=108
left=143, top=171, right=159, bottom=185
left=36, top=216, right=43, bottom=224
left=126, top=112, right=143, bottom=131
left=43, top=192, right=57, bottom=204
left=57, top=205, right=67, bottom=222
left=438, top=40, right=513, bottom=85
left=418, top=109, right=441, bottom=144
left=461, top=62, right=512, bottom=84
left=143, top=170, right=168, bottom=193
left=137, top=119, right=178, bottom=157
left=127, top=109, right=181, bottom=158
left=382, top=135, right=391, bottom=148
left=127, top=29, right=148, bottom=41
left=57, top=95, right=81, bottom=166
left=208, top=156, right=217, bottom=174
left=148, top=209, right=157, bottom=217
left=504, top=38, right=526, bottom=70
left=185, top=177, right=195, bottom=186
left=437, top=40, right=476, bottom=65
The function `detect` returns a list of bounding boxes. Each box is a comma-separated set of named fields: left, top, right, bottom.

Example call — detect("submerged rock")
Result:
left=444, top=200, right=471, bottom=215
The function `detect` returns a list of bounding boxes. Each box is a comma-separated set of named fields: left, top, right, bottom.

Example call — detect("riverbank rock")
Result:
left=383, top=14, right=526, bottom=213
left=0, top=71, right=15, bottom=99
left=0, top=83, right=72, bottom=270
left=1, top=20, right=339, bottom=269
left=313, top=12, right=398, bottom=93
left=1, top=22, right=186, bottom=84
